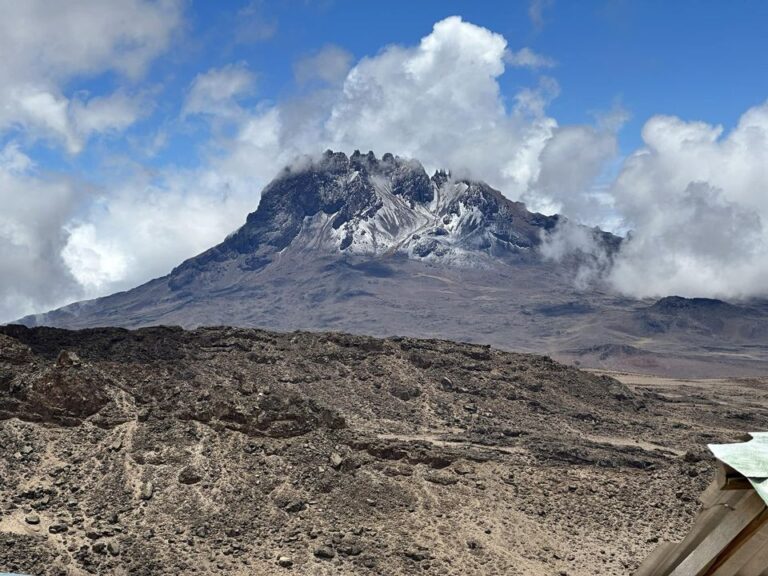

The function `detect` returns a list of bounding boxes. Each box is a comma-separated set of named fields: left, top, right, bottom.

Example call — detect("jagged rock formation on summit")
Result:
left=166, top=149, right=615, bottom=294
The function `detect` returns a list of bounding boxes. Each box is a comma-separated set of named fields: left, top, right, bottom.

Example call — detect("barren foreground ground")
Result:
left=1, top=325, right=767, bottom=575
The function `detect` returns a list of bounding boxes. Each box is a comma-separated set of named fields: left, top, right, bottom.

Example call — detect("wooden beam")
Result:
left=707, top=515, right=768, bottom=576
left=669, top=490, right=766, bottom=576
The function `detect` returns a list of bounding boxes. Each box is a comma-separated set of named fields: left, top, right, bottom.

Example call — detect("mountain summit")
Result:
left=167, top=149, right=610, bottom=293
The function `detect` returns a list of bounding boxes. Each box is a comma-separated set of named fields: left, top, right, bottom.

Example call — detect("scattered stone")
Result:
left=330, top=453, right=344, bottom=468
left=56, top=350, right=81, bottom=367
left=25, top=513, right=40, bottom=525
left=314, top=545, right=336, bottom=559
left=277, top=556, right=293, bottom=568
left=20, top=444, right=33, bottom=455
left=49, top=523, right=68, bottom=534
left=339, top=542, right=362, bottom=556
left=425, top=471, right=457, bottom=485
left=141, top=481, right=154, bottom=500
left=178, top=466, right=203, bottom=485
left=108, top=541, right=121, bottom=556
left=405, top=548, right=431, bottom=562
left=284, top=499, right=306, bottom=513
left=683, top=450, right=704, bottom=463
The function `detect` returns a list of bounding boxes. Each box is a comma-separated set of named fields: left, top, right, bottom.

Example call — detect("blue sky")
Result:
left=65, top=0, right=768, bottom=165
left=3, top=0, right=768, bottom=321
left=42, top=0, right=768, bottom=175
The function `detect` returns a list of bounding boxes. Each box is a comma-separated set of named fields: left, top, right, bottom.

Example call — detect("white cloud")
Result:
left=0, top=0, right=184, bottom=321
left=61, top=169, right=257, bottom=297
left=175, top=16, right=575, bottom=205
left=0, top=0, right=183, bottom=152
left=603, top=103, right=768, bottom=299
left=505, top=47, right=556, bottom=69
left=294, top=45, right=354, bottom=85
left=540, top=219, right=614, bottom=290
left=183, top=63, right=256, bottom=119
left=524, top=124, right=618, bottom=219
left=61, top=224, right=130, bottom=292
left=321, top=16, right=567, bottom=198
left=529, top=0, right=554, bottom=29
left=235, top=0, right=278, bottom=44
left=0, top=143, right=84, bottom=322
left=71, top=91, right=149, bottom=139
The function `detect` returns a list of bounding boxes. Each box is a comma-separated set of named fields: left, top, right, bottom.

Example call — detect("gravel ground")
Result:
left=1, top=325, right=766, bottom=575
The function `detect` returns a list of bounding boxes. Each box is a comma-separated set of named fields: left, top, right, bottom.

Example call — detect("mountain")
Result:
left=163, top=149, right=619, bottom=291
left=15, top=150, right=768, bottom=377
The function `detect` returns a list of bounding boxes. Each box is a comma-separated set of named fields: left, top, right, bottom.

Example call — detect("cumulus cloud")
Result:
left=70, top=91, right=151, bottom=143
left=61, top=170, right=256, bottom=296
left=321, top=16, right=570, bottom=199
left=603, top=103, right=768, bottom=299
left=540, top=101, right=768, bottom=300
left=540, top=219, right=615, bottom=290
left=0, top=143, right=83, bottom=321
left=524, top=124, right=618, bottom=219
left=176, top=16, right=577, bottom=202
left=235, top=0, right=278, bottom=44
left=0, top=0, right=182, bottom=152
left=0, top=0, right=183, bottom=321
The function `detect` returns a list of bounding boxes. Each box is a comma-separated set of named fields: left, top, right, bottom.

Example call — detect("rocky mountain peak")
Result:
left=168, top=150, right=578, bottom=290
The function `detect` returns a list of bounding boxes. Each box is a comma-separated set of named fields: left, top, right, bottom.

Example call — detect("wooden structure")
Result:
left=636, top=432, right=768, bottom=575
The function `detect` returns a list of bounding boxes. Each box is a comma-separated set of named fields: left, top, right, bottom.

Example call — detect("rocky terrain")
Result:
left=2, top=325, right=767, bottom=575
left=17, top=151, right=768, bottom=378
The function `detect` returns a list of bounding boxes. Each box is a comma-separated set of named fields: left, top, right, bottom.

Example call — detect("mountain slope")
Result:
left=15, top=151, right=768, bottom=377
left=3, top=325, right=764, bottom=575
left=19, top=150, right=615, bottom=328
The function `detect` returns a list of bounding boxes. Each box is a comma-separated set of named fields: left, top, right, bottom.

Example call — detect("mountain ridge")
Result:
left=13, top=151, right=768, bottom=378
left=167, top=149, right=618, bottom=293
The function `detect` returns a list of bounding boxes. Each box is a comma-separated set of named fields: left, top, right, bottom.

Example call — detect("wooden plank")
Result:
left=669, top=491, right=766, bottom=576
left=707, top=511, right=768, bottom=575
left=730, top=522, right=768, bottom=576
left=736, top=547, right=768, bottom=576
left=635, top=543, right=679, bottom=576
